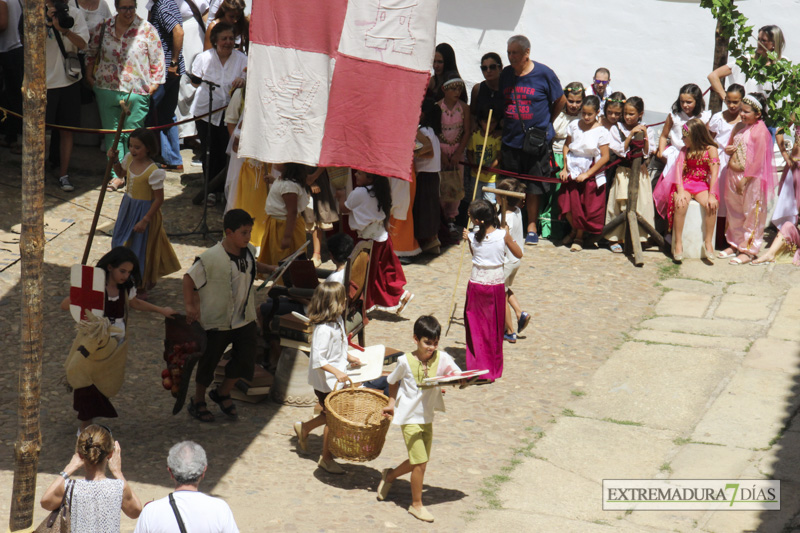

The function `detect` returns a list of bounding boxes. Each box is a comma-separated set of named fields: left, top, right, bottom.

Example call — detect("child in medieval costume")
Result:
left=109, top=128, right=181, bottom=299
left=61, top=247, right=175, bottom=430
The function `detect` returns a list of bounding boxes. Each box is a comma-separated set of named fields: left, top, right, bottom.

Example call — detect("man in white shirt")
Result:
left=134, top=441, right=239, bottom=533
left=45, top=0, right=89, bottom=191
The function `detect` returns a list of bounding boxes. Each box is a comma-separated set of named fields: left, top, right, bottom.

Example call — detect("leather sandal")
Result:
left=188, top=398, right=214, bottom=422
left=209, top=388, right=238, bottom=420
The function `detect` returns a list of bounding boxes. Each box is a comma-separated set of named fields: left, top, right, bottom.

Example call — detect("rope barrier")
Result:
left=466, top=158, right=622, bottom=184
left=0, top=104, right=228, bottom=134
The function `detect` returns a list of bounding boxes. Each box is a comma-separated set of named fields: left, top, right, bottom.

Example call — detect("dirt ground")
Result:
left=0, top=140, right=664, bottom=532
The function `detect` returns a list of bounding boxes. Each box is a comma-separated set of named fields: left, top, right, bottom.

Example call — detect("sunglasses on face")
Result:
left=593, top=79, right=609, bottom=85
left=118, top=6, right=136, bottom=11
left=480, top=64, right=500, bottom=72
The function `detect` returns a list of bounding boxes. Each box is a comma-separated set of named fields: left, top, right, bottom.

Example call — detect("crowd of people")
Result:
left=0, top=0, right=247, bottom=193
left=5, top=4, right=800, bottom=529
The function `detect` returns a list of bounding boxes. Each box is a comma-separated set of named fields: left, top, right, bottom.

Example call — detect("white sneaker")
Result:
left=59, top=175, right=74, bottom=192
left=191, top=158, right=203, bottom=167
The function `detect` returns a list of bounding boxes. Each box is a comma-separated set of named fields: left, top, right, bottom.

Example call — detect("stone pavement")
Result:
left=1, top=142, right=797, bottom=532
left=466, top=257, right=800, bottom=532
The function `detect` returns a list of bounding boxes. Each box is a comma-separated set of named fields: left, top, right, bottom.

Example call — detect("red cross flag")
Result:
left=238, top=0, right=439, bottom=181
left=69, top=264, right=105, bottom=323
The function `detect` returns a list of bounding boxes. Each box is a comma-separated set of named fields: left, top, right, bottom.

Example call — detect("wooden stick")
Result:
left=81, top=94, right=132, bottom=265
left=626, top=131, right=644, bottom=266
left=491, top=189, right=526, bottom=199
left=445, top=108, right=493, bottom=336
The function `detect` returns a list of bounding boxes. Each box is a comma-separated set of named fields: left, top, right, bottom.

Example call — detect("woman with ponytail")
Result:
left=41, top=425, right=141, bottom=531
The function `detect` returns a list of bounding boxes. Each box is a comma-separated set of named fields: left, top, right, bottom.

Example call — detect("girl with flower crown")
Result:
left=717, top=92, right=776, bottom=265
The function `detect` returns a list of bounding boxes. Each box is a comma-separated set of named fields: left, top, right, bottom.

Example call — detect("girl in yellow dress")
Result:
left=109, top=129, right=180, bottom=297
left=258, top=163, right=312, bottom=266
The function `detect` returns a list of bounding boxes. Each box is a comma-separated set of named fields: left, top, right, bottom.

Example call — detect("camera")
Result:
left=49, top=1, right=75, bottom=30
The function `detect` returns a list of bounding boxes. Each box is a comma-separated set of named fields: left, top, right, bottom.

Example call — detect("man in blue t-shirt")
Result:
left=499, top=35, right=565, bottom=246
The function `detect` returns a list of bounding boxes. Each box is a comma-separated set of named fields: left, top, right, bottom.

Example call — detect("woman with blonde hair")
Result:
left=41, top=425, right=141, bottom=532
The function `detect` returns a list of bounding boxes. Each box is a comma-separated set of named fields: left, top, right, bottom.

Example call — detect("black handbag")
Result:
left=511, top=84, right=548, bottom=155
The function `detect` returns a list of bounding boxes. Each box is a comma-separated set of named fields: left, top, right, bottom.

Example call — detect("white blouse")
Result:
left=386, top=351, right=461, bottom=425
left=708, top=111, right=739, bottom=149
left=608, top=123, right=656, bottom=158
left=469, top=228, right=506, bottom=267
left=414, top=126, right=441, bottom=173
left=307, top=318, right=348, bottom=393
left=667, top=110, right=712, bottom=149
left=265, top=179, right=309, bottom=219
left=344, top=186, right=389, bottom=242
left=121, top=153, right=166, bottom=190
left=190, top=49, right=248, bottom=126
left=566, top=121, right=610, bottom=181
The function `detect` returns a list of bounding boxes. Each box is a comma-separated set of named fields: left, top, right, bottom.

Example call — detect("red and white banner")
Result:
left=238, top=0, right=439, bottom=181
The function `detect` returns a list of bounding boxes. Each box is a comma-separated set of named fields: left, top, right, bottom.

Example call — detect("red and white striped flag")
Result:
left=238, top=0, right=439, bottom=181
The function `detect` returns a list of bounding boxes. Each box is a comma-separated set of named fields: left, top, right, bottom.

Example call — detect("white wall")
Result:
left=436, top=0, right=800, bottom=114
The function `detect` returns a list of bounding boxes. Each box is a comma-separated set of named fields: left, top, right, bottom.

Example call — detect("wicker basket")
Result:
left=324, top=380, right=392, bottom=462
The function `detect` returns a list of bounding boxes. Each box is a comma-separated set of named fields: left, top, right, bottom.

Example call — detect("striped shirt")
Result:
left=149, top=0, right=185, bottom=75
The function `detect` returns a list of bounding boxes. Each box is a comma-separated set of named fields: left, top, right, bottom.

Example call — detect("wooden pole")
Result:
left=10, top=1, right=46, bottom=530
left=709, top=17, right=729, bottom=114
left=445, top=108, right=493, bottom=337
left=625, top=131, right=645, bottom=266
left=81, top=97, right=131, bottom=265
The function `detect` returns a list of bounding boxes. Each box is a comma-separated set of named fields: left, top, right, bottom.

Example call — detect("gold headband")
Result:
left=742, top=94, right=762, bottom=112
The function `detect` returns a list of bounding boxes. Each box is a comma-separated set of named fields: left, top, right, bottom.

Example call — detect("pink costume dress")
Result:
left=653, top=148, right=719, bottom=230
left=775, top=222, right=800, bottom=265
left=724, top=120, right=775, bottom=256
left=439, top=100, right=466, bottom=219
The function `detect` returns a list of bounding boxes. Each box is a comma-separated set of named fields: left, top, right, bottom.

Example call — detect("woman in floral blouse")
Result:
left=85, top=0, right=165, bottom=191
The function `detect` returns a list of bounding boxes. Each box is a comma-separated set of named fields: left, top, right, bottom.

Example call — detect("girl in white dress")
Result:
left=657, top=83, right=712, bottom=180
left=558, top=95, right=611, bottom=252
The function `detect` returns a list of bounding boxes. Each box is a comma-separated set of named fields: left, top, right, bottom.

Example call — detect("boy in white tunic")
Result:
left=376, top=315, right=461, bottom=523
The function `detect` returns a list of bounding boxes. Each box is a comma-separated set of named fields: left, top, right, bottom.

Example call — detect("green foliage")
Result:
left=701, top=0, right=798, bottom=130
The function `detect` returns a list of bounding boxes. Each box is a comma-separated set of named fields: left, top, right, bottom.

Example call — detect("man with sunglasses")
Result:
left=499, top=34, right=566, bottom=246
left=588, top=67, right=614, bottom=104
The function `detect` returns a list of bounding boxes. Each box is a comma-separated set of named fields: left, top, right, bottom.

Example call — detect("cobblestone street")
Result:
left=8, top=142, right=792, bottom=532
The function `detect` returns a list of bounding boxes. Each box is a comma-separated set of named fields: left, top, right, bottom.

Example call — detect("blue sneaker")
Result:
left=525, top=232, right=539, bottom=245
left=503, top=332, right=517, bottom=343
left=517, top=312, right=531, bottom=333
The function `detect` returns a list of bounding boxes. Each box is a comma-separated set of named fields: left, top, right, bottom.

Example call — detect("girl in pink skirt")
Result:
left=653, top=118, right=720, bottom=262
left=718, top=92, right=776, bottom=265
left=463, top=200, right=522, bottom=382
